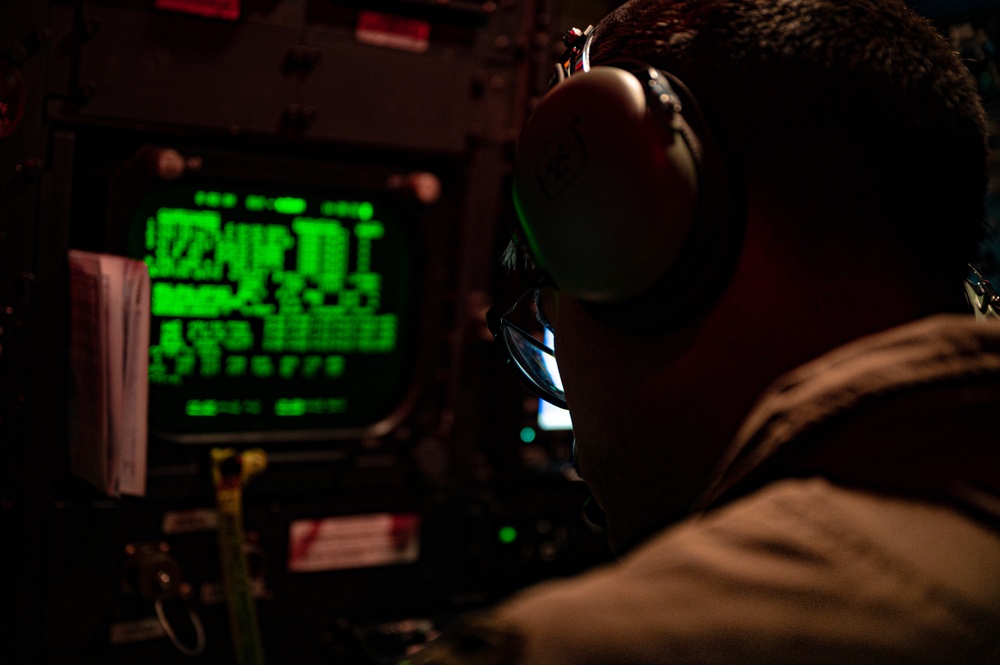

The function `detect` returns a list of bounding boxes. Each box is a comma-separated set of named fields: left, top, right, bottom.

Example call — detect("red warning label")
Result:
left=287, top=512, right=421, bottom=573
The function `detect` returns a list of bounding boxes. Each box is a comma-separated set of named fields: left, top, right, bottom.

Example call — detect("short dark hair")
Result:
left=591, top=0, right=989, bottom=295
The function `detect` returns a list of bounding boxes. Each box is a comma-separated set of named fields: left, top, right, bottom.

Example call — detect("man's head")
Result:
left=588, top=0, right=988, bottom=295
left=520, top=0, right=989, bottom=552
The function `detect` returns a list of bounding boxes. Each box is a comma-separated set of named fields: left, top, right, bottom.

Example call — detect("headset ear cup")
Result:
left=512, top=62, right=744, bottom=332
left=513, top=66, right=701, bottom=303
left=586, top=67, right=744, bottom=333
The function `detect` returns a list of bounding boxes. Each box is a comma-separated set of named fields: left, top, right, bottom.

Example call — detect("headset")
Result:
left=511, top=27, right=745, bottom=332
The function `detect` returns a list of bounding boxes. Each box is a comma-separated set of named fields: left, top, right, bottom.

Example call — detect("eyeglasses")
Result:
left=485, top=26, right=595, bottom=411
left=486, top=286, right=568, bottom=409
left=966, top=264, right=1000, bottom=321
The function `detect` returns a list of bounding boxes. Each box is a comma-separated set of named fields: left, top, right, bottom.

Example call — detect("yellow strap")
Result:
left=211, top=448, right=267, bottom=665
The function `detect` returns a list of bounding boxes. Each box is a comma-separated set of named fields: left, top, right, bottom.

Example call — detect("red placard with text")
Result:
left=155, top=0, right=240, bottom=21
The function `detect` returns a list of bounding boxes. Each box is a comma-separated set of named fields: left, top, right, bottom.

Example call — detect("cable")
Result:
left=154, top=595, right=207, bottom=658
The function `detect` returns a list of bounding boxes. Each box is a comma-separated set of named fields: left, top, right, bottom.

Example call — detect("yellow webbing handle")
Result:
left=211, top=448, right=268, bottom=665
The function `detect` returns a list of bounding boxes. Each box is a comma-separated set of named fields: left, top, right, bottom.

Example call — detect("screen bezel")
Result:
left=105, top=142, right=440, bottom=445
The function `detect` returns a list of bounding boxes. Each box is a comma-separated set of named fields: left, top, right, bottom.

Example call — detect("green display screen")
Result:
left=130, top=184, right=417, bottom=441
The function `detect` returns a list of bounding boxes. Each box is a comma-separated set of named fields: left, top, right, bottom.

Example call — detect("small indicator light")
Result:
left=498, top=526, right=518, bottom=544
left=519, top=426, right=537, bottom=443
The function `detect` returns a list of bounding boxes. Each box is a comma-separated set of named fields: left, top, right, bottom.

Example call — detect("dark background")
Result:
left=1, top=1, right=998, bottom=663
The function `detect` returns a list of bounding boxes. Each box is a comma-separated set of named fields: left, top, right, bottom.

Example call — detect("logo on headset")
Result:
left=536, top=124, right=587, bottom=200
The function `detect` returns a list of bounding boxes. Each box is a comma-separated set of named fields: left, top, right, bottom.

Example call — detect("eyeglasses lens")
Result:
left=502, top=325, right=566, bottom=405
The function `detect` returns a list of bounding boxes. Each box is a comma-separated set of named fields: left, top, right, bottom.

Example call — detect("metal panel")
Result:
left=51, top=1, right=527, bottom=151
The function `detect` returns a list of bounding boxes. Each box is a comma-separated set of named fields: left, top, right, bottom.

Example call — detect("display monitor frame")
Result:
left=107, top=143, right=436, bottom=445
